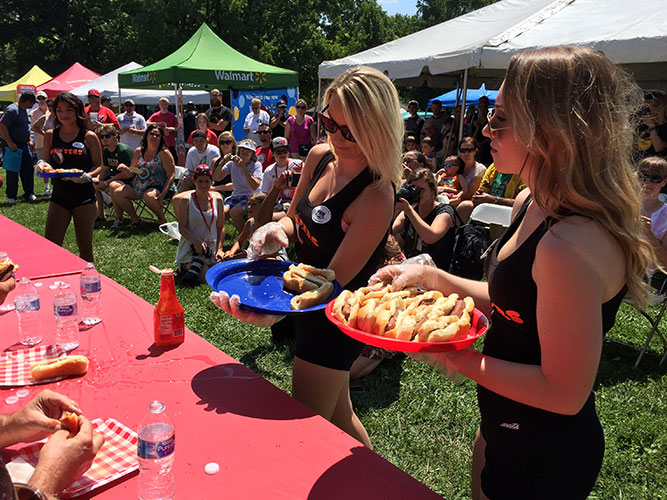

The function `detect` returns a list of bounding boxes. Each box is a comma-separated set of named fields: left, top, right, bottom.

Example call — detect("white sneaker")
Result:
left=111, top=219, right=123, bottom=229
left=26, top=194, right=37, bottom=202
left=7, top=198, right=17, bottom=205
left=44, top=185, right=52, bottom=196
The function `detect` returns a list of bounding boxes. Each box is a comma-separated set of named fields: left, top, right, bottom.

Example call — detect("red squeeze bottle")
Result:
left=153, top=269, right=185, bottom=347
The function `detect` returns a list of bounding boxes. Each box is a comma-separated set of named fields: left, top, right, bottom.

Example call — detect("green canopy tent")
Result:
left=117, top=23, right=298, bottom=91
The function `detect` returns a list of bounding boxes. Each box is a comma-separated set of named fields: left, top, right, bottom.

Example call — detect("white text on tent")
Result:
left=214, top=71, right=254, bottom=82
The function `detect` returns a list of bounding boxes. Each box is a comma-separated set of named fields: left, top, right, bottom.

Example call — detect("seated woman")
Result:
left=172, top=165, right=225, bottom=285
left=187, top=112, right=218, bottom=148
left=402, top=150, right=429, bottom=181
left=436, top=155, right=468, bottom=198
left=222, top=192, right=267, bottom=260
left=448, top=136, right=487, bottom=208
left=638, top=156, right=667, bottom=288
left=211, top=131, right=236, bottom=194
left=392, top=168, right=458, bottom=271
left=112, top=125, right=175, bottom=227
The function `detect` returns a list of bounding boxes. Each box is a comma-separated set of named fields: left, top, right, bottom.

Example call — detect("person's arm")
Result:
left=402, top=206, right=454, bottom=245
left=391, top=211, right=407, bottom=248
left=642, top=216, right=667, bottom=269
left=214, top=194, right=225, bottom=260
left=219, top=108, right=231, bottom=132
left=243, top=114, right=251, bottom=134
left=283, top=118, right=291, bottom=142
left=0, top=122, right=16, bottom=151
left=108, top=110, right=120, bottom=129
left=460, top=173, right=483, bottom=201
left=238, top=161, right=260, bottom=191
left=472, top=191, right=515, bottom=207
left=225, top=219, right=252, bottom=257
left=309, top=116, right=316, bottom=145
left=0, top=274, right=15, bottom=304
left=131, top=116, right=147, bottom=135
left=159, top=150, right=175, bottom=199
left=41, top=130, right=53, bottom=165
left=31, top=113, right=46, bottom=137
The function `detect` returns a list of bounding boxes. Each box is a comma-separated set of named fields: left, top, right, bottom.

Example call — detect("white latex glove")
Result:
left=407, top=351, right=465, bottom=384
left=246, top=222, right=289, bottom=261
left=210, top=291, right=285, bottom=327
left=35, top=160, right=51, bottom=173
left=368, top=263, right=441, bottom=292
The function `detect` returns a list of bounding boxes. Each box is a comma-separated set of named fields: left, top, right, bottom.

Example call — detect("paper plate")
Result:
left=206, top=259, right=342, bottom=315
left=325, top=300, right=488, bottom=353
left=38, top=171, right=83, bottom=178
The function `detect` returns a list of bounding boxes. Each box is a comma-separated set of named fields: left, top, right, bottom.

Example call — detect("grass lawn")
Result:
left=2, top=180, right=666, bottom=499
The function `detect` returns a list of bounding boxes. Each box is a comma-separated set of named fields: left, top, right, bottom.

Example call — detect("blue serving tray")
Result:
left=38, top=171, right=83, bottom=178
left=206, top=259, right=342, bottom=315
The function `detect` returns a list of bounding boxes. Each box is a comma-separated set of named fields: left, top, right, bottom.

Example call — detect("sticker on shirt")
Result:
left=311, top=205, right=332, bottom=225
left=72, top=142, right=85, bottom=149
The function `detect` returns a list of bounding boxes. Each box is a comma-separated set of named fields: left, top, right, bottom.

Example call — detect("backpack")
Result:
left=449, top=219, right=492, bottom=280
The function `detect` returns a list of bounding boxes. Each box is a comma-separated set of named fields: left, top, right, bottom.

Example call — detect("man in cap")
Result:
left=260, top=136, right=303, bottom=217
left=0, top=91, right=37, bottom=204
left=181, top=130, right=220, bottom=191
left=84, top=89, right=119, bottom=130
left=147, top=97, right=179, bottom=159
left=270, top=99, right=288, bottom=139
left=30, top=90, right=52, bottom=195
left=404, top=99, right=424, bottom=140
left=215, top=138, right=262, bottom=231
left=205, top=89, right=232, bottom=133
left=243, top=98, right=270, bottom=146
left=116, top=98, right=146, bottom=151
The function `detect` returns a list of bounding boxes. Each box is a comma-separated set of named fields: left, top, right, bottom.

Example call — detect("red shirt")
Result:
left=148, top=111, right=179, bottom=147
left=187, top=129, right=218, bottom=148
left=84, top=105, right=119, bottom=128
left=256, top=145, right=273, bottom=171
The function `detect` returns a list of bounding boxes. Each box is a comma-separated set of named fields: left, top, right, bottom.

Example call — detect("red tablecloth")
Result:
left=0, top=215, right=87, bottom=279
left=1, top=253, right=442, bottom=498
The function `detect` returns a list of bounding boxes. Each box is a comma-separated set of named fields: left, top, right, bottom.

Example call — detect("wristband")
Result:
left=494, top=196, right=499, bottom=204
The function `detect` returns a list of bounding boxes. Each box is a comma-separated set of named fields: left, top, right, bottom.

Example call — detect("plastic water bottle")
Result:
left=14, top=278, right=42, bottom=346
left=138, top=400, right=175, bottom=500
left=53, top=281, right=79, bottom=351
left=80, top=263, right=102, bottom=325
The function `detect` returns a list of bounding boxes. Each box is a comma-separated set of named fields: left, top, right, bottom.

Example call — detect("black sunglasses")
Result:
left=459, top=147, right=475, bottom=153
left=296, top=105, right=306, bottom=109
left=638, top=172, right=664, bottom=183
left=318, top=105, right=355, bottom=142
left=99, top=133, right=115, bottom=139
left=220, top=140, right=233, bottom=145
left=258, top=130, right=271, bottom=135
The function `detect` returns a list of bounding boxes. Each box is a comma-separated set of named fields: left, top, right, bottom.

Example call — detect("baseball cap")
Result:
left=88, top=89, right=100, bottom=97
left=36, top=91, right=48, bottom=99
left=237, top=138, right=257, bottom=151
left=124, top=98, right=135, bottom=105
left=159, top=97, right=169, bottom=104
left=408, top=100, right=419, bottom=107
left=277, top=99, right=287, bottom=109
left=405, top=135, right=417, bottom=143
left=271, top=137, right=289, bottom=150
left=193, top=164, right=213, bottom=179
left=192, top=130, right=206, bottom=139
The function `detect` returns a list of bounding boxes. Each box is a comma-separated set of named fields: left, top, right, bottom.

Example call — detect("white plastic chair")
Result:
left=469, top=203, right=513, bottom=227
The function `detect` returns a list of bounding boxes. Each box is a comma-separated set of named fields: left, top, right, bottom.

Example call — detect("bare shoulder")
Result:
left=172, top=190, right=192, bottom=202
left=84, top=130, right=99, bottom=142
left=351, top=181, right=394, bottom=220
left=511, top=188, right=531, bottom=220
left=303, top=144, right=329, bottom=173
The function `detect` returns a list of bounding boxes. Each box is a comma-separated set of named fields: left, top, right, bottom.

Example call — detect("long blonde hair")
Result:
left=322, top=66, right=403, bottom=189
left=503, top=46, right=655, bottom=308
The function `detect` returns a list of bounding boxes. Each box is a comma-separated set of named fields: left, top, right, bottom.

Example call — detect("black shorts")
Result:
left=479, top=390, right=604, bottom=500
left=51, top=182, right=96, bottom=212
left=293, top=309, right=363, bottom=371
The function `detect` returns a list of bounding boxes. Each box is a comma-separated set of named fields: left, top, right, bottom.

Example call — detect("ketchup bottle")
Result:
left=153, top=269, right=185, bottom=347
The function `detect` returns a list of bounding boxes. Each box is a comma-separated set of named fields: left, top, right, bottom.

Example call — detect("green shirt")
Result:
left=103, top=142, right=135, bottom=178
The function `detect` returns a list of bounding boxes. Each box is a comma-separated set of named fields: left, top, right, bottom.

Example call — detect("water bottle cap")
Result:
left=160, top=269, right=174, bottom=277
left=85, top=262, right=96, bottom=270
left=148, top=400, right=165, bottom=414
left=18, top=277, right=30, bottom=285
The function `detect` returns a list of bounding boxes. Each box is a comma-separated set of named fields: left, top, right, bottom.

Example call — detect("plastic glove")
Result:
left=64, top=173, right=92, bottom=184
left=246, top=222, right=289, bottom=261
left=407, top=351, right=465, bottom=384
left=368, top=254, right=440, bottom=292
left=210, top=291, right=285, bottom=327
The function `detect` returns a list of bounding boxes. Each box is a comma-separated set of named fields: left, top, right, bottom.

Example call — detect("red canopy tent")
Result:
left=37, top=62, right=100, bottom=98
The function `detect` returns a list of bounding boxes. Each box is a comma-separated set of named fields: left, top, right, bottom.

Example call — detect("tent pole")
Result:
left=458, top=68, right=468, bottom=143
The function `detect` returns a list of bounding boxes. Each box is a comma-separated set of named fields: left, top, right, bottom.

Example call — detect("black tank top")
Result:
left=50, top=128, right=92, bottom=172
left=294, top=150, right=387, bottom=290
left=478, top=197, right=625, bottom=423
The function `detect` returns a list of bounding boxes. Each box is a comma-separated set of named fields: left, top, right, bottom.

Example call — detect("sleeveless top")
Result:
left=478, top=197, right=625, bottom=424
left=174, top=192, right=219, bottom=265
left=294, top=150, right=387, bottom=290
left=287, top=115, right=313, bottom=153
left=50, top=128, right=93, bottom=188
left=132, top=152, right=167, bottom=195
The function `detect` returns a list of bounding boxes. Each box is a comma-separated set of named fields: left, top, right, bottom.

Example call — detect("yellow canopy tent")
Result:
left=0, top=65, right=52, bottom=102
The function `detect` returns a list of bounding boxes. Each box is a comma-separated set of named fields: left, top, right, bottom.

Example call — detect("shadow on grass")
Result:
left=349, top=354, right=405, bottom=411
left=596, top=341, right=666, bottom=388
left=239, top=342, right=295, bottom=380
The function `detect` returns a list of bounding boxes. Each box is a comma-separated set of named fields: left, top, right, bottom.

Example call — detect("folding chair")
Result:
left=620, top=287, right=667, bottom=368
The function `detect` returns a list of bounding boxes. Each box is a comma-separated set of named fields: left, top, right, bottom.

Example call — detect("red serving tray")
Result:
left=324, top=300, right=488, bottom=353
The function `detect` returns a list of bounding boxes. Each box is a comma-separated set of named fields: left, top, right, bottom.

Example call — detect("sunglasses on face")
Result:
left=149, top=132, right=161, bottom=137
left=99, top=133, right=114, bottom=139
left=220, top=140, right=233, bottom=145
left=442, top=162, right=457, bottom=168
left=318, top=105, right=356, bottom=142
left=296, top=105, right=306, bottom=109
left=459, top=147, right=475, bottom=153
left=638, top=172, right=664, bottom=183
left=486, top=109, right=512, bottom=137
left=124, top=103, right=134, bottom=107
left=275, top=149, right=289, bottom=155
left=258, top=130, right=271, bottom=135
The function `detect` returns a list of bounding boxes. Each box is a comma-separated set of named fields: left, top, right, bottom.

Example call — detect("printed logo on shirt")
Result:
left=312, top=205, right=331, bottom=225
left=492, top=303, right=524, bottom=324
left=295, top=213, right=319, bottom=247
left=499, top=422, right=520, bottom=430
left=72, top=142, right=85, bottom=149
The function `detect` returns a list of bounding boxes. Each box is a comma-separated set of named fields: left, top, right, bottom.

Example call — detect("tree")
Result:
left=417, top=0, right=499, bottom=28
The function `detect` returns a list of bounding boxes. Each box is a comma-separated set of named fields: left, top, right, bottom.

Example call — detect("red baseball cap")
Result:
left=88, top=89, right=100, bottom=97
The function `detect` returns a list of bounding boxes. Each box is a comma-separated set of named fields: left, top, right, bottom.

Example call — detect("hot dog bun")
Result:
left=0, top=257, right=18, bottom=277
left=30, top=355, right=89, bottom=381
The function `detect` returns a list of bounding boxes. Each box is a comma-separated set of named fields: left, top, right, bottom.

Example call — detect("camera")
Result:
left=289, top=172, right=301, bottom=188
left=397, top=183, right=421, bottom=204
left=191, top=242, right=213, bottom=259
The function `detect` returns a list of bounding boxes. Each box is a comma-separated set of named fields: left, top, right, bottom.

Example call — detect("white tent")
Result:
left=70, top=62, right=210, bottom=106
left=319, top=0, right=667, bottom=90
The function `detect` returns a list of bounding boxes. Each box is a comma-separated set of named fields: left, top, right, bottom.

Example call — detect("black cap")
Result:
left=277, top=99, right=287, bottom=108
left=192, top=130, right=206, bottom=139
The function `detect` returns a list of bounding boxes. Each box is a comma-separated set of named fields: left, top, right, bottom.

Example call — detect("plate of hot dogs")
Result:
left=206, top=259, right=342, bottom=315
left=325, top=283, right=488, bottom=353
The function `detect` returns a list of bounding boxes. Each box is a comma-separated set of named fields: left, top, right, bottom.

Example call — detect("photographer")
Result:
left=392, top=168, right=458, bottom=270
left=173, top=165, right=225, bottom=285
left=270, top=100, right=289, bottom=139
